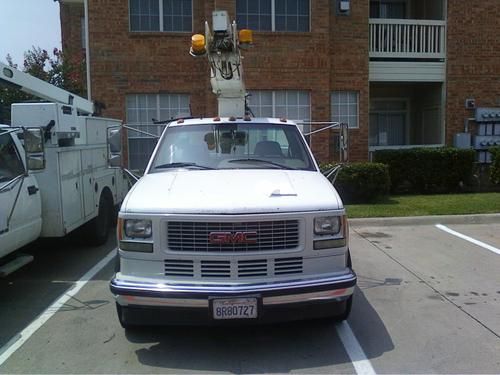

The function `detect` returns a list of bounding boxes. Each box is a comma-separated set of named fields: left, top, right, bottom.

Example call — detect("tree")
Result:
left=0, top=47, right=86, bottom=124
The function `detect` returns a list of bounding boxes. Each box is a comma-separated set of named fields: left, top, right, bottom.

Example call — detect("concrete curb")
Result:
left=349, top=213, right=500, bottom=227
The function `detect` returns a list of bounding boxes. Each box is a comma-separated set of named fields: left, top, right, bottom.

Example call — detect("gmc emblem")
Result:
left=208, top=231, right=258, bottom=245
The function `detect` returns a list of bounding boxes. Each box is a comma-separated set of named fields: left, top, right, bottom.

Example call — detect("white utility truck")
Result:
left=0, top=62, right=128, bottom=274
left=110, top=11, right=356, bottom=326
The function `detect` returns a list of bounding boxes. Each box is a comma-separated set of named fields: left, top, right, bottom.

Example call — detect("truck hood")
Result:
left=122, top=170, right=343, bottom=214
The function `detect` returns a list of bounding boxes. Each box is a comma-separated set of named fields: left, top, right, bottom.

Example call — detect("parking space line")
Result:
left=0, top=249, right=116, bottom=367
left=435, top=224, right=500, bottom=256
left=336, top=321, right=377, bottom=375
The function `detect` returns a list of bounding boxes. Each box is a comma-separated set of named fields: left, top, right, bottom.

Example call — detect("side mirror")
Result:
left=23, top=127, right=45, bottom=171
left=107, top=126, right=122, bottom=168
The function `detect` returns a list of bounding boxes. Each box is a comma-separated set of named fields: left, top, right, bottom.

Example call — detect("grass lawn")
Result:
left=345, top=192, right=500, bottom=218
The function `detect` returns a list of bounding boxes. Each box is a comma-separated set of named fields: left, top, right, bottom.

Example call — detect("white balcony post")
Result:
left=369, top=19, right=446, bottom=59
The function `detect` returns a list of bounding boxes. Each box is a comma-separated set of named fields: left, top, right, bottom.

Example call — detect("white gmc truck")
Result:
left=110, top=11, right=356, bottom=326
left=110, top=117, right=356, bottom=326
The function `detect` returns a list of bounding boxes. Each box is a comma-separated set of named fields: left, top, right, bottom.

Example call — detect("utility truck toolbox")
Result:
left=0, top=62, right=128, bottom=272
left=110, top=118, right=356, bottom=326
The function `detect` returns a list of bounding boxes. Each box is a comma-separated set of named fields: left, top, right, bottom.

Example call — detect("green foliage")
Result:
left=346, top=193, right=500, bottom=218
left=373, top=147, right=476, bottom=194
left=1, top=47, right=86, bottom=124
left=320, top=162, right=390, bottom=204
left=489, top=147, right=500, bottom=185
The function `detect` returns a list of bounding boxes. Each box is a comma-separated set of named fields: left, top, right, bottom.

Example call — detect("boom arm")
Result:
left=0, top=62, right=94, bottom=115
left=190, top=11, right=252, bottom=117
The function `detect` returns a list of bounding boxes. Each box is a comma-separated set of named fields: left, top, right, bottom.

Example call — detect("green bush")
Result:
left=320, top=162, right=390, bottom=204
left=490, top=147, right=500, bottom=185
left=373, top=147, right=476, bottom=194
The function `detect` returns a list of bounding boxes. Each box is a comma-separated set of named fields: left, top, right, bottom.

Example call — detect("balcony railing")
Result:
left=369, top=19, right=446, bottom=59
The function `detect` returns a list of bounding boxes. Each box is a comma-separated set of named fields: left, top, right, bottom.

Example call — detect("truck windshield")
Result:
left=150, top=123, right=316, bottom=172
left=0, top=131, right=25, bottom=183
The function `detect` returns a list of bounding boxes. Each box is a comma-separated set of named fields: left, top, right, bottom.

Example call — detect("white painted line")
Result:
left=336, top=321, right=377, bottom=375
left=0, top=249, right=116, bottom=366
left=436, top=224, right=500, bottom=256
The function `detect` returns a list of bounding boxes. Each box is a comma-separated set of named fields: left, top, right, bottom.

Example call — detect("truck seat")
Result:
left=254, top=141, right=283, bottom=157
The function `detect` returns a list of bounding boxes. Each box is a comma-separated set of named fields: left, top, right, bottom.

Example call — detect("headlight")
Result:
left=314, top=216, right=341, bottom=235
left=124, top=219, right=152, bottom=238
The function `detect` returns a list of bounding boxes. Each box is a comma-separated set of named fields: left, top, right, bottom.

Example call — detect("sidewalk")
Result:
left=349, top=213, right=500, bottom=227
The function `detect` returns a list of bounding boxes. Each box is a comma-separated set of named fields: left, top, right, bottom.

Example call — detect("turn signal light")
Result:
left=239, top=29, right=253, bottom=48
left=117, top=217, right=123, bottom=241
left=190, top=34, right=206, bottom=56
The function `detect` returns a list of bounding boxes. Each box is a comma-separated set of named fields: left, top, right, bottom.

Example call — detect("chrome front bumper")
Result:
left=110, top=271, right=357, bottom=308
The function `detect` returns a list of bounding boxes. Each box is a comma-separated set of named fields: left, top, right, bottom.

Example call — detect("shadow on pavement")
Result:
left=348, top=286, right=395, bottom=360
left=0, top=229, right=117, bottom=347
left=126, top=287, right=393, bottom=373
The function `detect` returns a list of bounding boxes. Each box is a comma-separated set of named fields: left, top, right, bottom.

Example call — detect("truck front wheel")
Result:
left=86, top=192, right=113, bottom=245
left=334, top=295, right=353, bottom=322
left=116, top=303, right=136, bottom=329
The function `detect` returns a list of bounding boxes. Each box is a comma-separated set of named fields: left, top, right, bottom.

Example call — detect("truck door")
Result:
left=0, top=131, right=42, bottom=258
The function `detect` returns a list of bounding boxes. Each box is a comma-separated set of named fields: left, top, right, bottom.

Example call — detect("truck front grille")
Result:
left=201, top=260, right=231, bottom=278
left=167, top=220, right=300, bottom=253
left=163, top=257, right=303, bottom=279
left=238, top=259, right=267, bottom=277
left=164, top=259, right=194, bottom=277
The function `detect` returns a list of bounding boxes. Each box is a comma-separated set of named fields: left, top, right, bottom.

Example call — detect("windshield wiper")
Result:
left=227, top=158, right=296, bottom=170
left=154, top=162, right=214, bottom=170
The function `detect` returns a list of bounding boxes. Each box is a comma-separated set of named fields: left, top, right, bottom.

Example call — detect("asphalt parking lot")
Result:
left=0, top=215, right=499, bottom=374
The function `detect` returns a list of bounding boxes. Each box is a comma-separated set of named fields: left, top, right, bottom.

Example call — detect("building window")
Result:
left=331, top=91, right=359, bottom=129
left=236, top=0, right=310, bottom=32
left=370, top=0, right=408, bottom=19
left=129, top=0, right=192, bottom=32
left=369, top=99, right=408, bottom=146
left=247, top=90, right=310, bottom=121
left=126, top=93, right=190, bottom=170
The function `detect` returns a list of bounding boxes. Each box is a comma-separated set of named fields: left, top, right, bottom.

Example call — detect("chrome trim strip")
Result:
left=115, top=286, right=355, bottom=308
left=263, top=287, right=354, bottom=305
left=117, top=295, right=209, bottom=308
left=111, top=272, right=356, bottom=295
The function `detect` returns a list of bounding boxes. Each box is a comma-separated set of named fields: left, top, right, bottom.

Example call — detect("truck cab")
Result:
left=111, top=117, right=356, bottom=326
left=0, top=125, right=42, bottom=258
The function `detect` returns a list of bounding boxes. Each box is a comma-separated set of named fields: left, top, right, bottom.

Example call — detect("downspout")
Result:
left=84, top=0, right=91, bottom=101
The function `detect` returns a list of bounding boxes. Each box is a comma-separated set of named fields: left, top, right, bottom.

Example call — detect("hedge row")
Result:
left=373, top=147, right=476, bottom=194
left=490, top=147, right=500, bottom=185
left=320, top=162, right=390, bottom=204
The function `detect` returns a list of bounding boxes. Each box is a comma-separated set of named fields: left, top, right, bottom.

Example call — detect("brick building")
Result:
left=59, top=0, right=500, bottom=169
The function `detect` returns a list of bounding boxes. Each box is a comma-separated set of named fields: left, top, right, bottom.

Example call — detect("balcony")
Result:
left=369, top=19, right=447, bottom=83
left=369, top=19, right=446, bottom=60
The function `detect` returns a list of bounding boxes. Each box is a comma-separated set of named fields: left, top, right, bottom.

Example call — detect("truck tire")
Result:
left=334, top=295, right=353, bottom=322
left=334, top=250, right=353, bottom=321
left=87, top=192, right=113, bottom=245
left=116, top=303, right=135, bottom=329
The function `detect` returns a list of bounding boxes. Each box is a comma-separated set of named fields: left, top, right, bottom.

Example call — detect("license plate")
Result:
left=212, top=297, right=258, bottom=320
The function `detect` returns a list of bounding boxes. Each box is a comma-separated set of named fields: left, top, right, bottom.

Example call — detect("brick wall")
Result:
left=330, top=0, right=369, bottom=162
left=59, top=0, right=370, bottom=163
left=60, top=2, right=84, bottom=55
left=446, top=0, right=500, bottom=142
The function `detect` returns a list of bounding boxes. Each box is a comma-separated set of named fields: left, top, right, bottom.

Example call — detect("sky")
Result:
left=0, top=0, right=61, bottom=66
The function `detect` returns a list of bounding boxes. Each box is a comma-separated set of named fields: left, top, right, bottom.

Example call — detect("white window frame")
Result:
left=331, top=91, right=360, bottom=129
left=248, top=90, right=311, bottom=122
left=126, top=93, right=190, bottom=138
left=129, top=0, right=193, bottom=32
left=236, top=0, right=311, bottom=32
